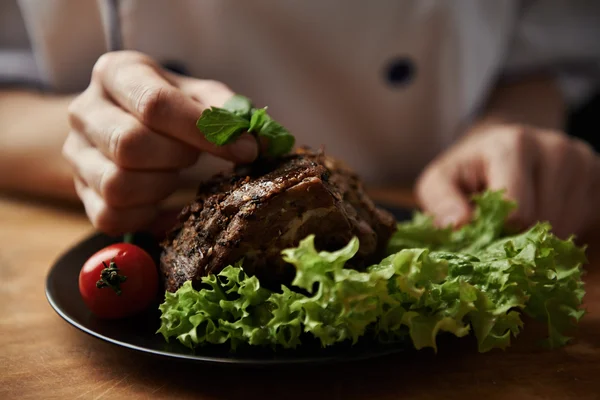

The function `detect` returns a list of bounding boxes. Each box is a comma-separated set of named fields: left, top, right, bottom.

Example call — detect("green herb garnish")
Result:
left=223, top=94, right=253, bottom=118
left=196, top=94, right=295, bottom=157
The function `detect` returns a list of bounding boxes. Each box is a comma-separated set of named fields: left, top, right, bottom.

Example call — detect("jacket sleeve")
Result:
left=502, top=0, right=600, bottom=107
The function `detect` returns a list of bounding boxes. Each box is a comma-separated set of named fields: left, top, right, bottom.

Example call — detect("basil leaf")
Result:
left=196, top=107, right=250, bottom=146
left=223, top=95, right=252, bottom=118
left=196, top=94, right=295, bottom=156
left=259, top=118, right=295, bottom=157
left=248, top=108, right=268, bottom=132
left=248, top=107, right=295, bottom=157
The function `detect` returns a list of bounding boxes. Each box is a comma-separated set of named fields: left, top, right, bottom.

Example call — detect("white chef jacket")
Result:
left=1, top=0, right=599, bottom=183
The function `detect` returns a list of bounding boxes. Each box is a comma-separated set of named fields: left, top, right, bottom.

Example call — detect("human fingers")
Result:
left=68, top=89, right=200, bottom=170
left=416, top=158, right=471, bottom=228
left=483, top=128, right=536, bottom=230
left=92, top=51, right=257, bottom=163
left=539, top=135, right=597, bottom=237
left=73, top=178, right=158, bottom=236
left=63, top=133, right=179, bottom=209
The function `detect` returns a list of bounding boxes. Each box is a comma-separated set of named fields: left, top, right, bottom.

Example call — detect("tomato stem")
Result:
left=96, top=259, right=128, bottom=295
left=123, top=233, right=134, bottom=244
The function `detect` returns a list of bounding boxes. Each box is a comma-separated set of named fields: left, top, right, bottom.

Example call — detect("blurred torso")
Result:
left=16, top=0, right=518, bottom=183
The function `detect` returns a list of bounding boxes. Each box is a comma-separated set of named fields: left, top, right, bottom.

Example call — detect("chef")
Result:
left=1, top=0, right=599, bottom=238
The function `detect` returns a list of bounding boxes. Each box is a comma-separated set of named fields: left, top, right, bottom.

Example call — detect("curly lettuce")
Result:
left=158, top=191, right=587, bottom=352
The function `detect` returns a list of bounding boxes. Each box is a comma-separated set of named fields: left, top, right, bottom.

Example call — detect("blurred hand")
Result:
left=416, top=123, right=600, bottom=238
left=63, top=51, right=258, bottom=235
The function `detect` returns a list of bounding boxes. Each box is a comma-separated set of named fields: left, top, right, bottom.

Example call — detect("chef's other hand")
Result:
left=63, top=51, right=259, bottom=236
left=416, top=123, right=600, bottom=238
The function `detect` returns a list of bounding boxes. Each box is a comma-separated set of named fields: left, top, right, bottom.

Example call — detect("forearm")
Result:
left=0, top=90, right=77, bottom=201
left=472, top=74, right=566, bottom=133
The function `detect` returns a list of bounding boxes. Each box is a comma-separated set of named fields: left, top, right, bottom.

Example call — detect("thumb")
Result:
left=415, top=162, right=471, bottom=228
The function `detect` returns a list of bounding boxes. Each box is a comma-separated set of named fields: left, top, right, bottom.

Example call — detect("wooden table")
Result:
left=1, top=190, right=599, bottom=400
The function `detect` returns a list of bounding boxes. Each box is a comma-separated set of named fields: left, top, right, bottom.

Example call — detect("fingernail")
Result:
left=229, top=134, right=258, bottom=162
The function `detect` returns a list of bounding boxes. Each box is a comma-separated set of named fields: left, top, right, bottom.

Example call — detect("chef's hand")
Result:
left=416, top=123, right=600, bottom=238
left=63, top=51, right=258, bottom=235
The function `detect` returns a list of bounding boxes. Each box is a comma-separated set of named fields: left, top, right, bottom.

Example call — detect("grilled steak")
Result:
left=160, top=148, right=396, bottom=292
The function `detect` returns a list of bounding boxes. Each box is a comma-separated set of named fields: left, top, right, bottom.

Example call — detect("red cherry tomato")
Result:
left=79, top=243, right=159, bottom=319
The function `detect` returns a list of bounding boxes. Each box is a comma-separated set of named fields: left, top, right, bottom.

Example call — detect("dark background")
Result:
left=568, top=90, right=600, bottom=152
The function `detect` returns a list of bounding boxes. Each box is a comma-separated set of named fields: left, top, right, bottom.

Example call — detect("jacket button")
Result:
left=384, top=57, right=416, bottom=87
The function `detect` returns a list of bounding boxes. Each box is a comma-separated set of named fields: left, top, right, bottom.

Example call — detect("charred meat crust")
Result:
left=160, top=149, right=396, bottom=292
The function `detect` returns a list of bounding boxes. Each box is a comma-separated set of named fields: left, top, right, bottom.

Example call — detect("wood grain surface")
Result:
left=1, top=190, right=599, bottom=400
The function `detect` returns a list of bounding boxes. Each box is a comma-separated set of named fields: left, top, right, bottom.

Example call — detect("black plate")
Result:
left=46, top=205, right=413, bottom=366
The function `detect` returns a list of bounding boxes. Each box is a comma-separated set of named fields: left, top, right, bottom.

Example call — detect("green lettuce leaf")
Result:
left=387, top=191, right=515, bottom=254
left=158, top=191, right=587, bottom=353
